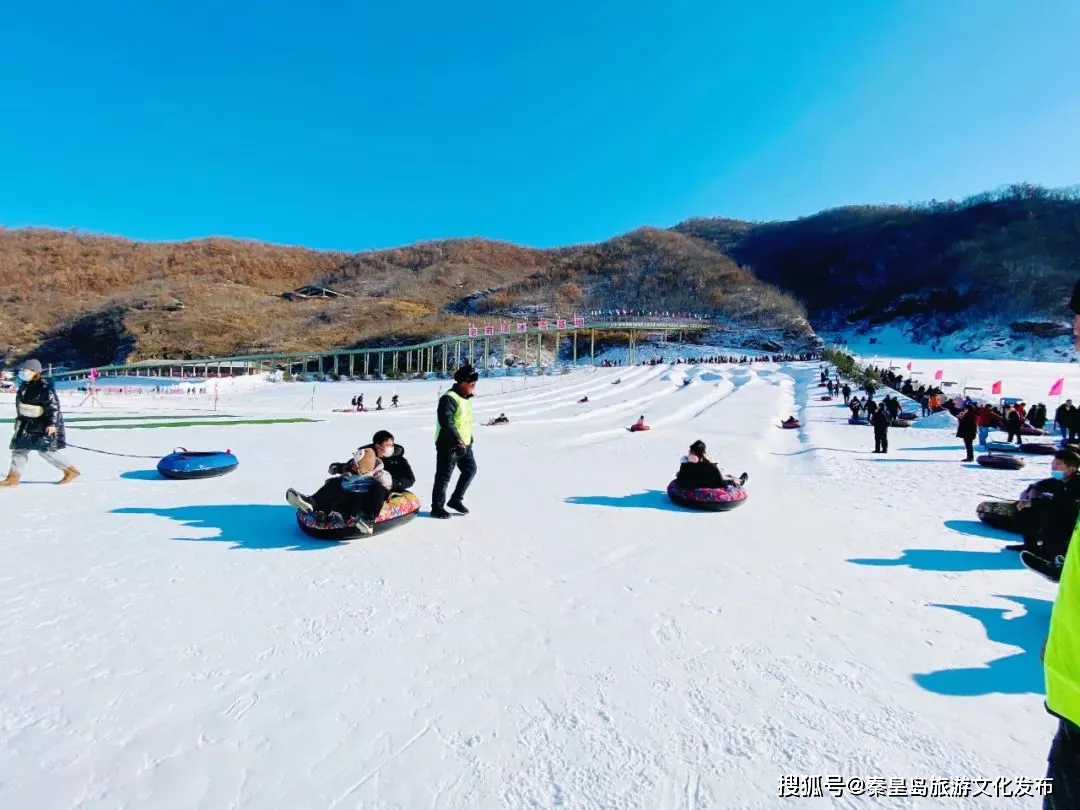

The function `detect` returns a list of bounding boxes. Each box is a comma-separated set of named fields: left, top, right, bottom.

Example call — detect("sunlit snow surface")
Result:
left=1, top=356, right=1073, bottom=808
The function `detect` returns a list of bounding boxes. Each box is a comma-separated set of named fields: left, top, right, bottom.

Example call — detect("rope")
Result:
left=64, top=442, right=164, bottom=459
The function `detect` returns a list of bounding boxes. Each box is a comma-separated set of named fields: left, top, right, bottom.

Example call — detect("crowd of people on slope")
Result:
left=641, top=352, right=821, bottom=366
left=345, top=393, right=400, bottom=411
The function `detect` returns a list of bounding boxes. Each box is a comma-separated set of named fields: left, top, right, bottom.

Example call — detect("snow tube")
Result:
left=1021, top=425, right=1046, bottom=436
left=157, top=448, right=238, bottom=480
left=820, top=395, right=832, bottom=401
left=976, top=454, right=1026, bottom=470
left=848, top=417, right=868, bottom=425
left=666, top=480, right=747, bottom=512
left=985, top=441, right=1021, bottom=454
left=629, top=424, right=651, bottom=432
left=486, top=420, right=510, bottom=427
left=296, top=491, right=422, bottom=540
left=780, top=420, right=800, bottom=429
left=976, top=500, right=1021, bottom=534
left=1021, top=442, right=1058, bottom=455
left=897, top=412, right=917, bottom=420
left=889, top=419, right=911, bottom=428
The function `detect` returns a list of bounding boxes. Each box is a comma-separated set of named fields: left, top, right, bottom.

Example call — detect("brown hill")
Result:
left=676, top=183, right=1080, bottom=336
left=0, top=226, right=810, bottom=367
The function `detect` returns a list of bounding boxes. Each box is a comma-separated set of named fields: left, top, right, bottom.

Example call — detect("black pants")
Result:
left=431, top=444, right=476, bottom=511
left=962, top=436, right=974, bottom=460
left=874, top=428, right=888, bottom=453
left=310, top=478, right=391, bottom=521
left=1008, top=431, right=1021, bottom=444
left=1045, top=717, right=1080, bottom=809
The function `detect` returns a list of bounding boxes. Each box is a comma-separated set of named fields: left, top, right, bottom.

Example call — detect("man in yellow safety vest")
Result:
left=1040, top=279, right=1080, bottom=808
left=431, top=364, right=478, bottom=518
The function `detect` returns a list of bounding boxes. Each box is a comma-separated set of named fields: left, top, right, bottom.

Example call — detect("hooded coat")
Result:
left=11, top=377, right=66, bottom=452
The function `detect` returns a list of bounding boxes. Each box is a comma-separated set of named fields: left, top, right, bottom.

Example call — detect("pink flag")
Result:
left=906, top=362, right=912, bottom=371
left=991, top=381, right=1002, bottom=395
left=934, top=369, right=943, bottom=380
left=1049, top=378, right=1065, bottom=397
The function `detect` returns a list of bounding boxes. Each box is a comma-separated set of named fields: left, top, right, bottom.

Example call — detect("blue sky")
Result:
left=1, top=0, right=1078, bottom=251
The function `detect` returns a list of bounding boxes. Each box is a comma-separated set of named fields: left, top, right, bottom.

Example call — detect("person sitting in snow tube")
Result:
left=781, top=416, right=799, bottom=429
left=286, top=430, right=417, bottom=536
left=629, top=415, right=650, bottom=432
left=993, top=450, right=1080, bottom=577
left=578, top=396, right=589, bottom=404
left=667, top=440, right=748, bottom=511
left=486, top=413, right=510, bottom=426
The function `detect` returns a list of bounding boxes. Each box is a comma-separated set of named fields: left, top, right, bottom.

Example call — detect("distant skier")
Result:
left=391, top=394, right=399, bottom=408
left=1, top=359, right=79, bottom=487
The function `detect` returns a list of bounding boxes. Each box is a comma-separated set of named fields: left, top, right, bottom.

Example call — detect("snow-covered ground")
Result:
left=0, top=359, right=1069, bottom=808
left=825, top=323, right=1078, bottom=363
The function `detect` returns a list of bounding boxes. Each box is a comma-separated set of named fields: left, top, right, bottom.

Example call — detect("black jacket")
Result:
left=1028, top=475, right=1080, bottom=550
left=1070, top=279, right=1080, bottom=316
left=436, top=386, right=473, bottom=449
left=956, top=409, right=977, bottom=440
left=331, top=444, right=416, bottom=492
left=870, top=408, right=889, bottom=429
left=675, top=458, right=730, bottom=489
left=11, top=377, right=66, bottom=452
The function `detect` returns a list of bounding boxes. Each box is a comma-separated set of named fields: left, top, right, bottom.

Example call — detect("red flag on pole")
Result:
left=1049, top=378, right=1065, bottom=397
left=991, top=381, right=1002, bottom=395
left=934, top=369, right=943, bottom=380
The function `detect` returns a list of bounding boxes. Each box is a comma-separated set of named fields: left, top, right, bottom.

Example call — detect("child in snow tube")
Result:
left=667, top=440, right=748, bottom=511
left=630, top=415, right=650, bottom=432
left=486, top=413, right=510, bottom=426
left=781, top=416, right=799, bottom=429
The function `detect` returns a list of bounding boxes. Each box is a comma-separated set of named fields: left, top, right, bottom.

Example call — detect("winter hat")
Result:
left=21, top=359, right=42, bottom=373
left=453, top=364, right=479, bottom=384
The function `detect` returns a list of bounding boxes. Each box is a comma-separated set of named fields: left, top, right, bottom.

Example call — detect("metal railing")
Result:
left=48, top=317, right=717, bottom=381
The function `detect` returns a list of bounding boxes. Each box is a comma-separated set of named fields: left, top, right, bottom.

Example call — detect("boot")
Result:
left=0, top=470, right=19, bottom=488
left=58, top=466, right=80, bottom=485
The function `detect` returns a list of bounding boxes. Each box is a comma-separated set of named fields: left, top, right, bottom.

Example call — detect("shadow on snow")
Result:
left=943, top=519, right=1016, bottom=540
left=913, top=595, right=1050, bottom=697
left=848, top=547, right=1023, bottom=573
left=564, top=490, right=682, bottom=512
left=111, top=503, right=330, bottom=550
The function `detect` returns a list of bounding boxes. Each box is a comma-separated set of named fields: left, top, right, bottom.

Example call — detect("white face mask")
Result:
left=380, top=444, right=395, bottom=457
left=18, top=369, right=35, bottom=382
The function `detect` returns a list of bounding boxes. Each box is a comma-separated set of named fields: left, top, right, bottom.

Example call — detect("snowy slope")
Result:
left=825, top=323, right=1078, bottom=363
left=0, top=360, right=1066, bottom=808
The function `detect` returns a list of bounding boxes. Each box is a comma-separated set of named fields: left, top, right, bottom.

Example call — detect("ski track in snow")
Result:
left=0, top=358, right=1074, bottom=808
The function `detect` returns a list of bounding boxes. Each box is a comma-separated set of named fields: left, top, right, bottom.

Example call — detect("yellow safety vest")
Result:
left=1045, top=518, right=1080, bottom=725
left=434, top=390, right=473, bottom=446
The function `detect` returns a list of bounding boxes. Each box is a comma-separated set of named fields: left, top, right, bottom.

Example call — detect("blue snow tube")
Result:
left=157, top=448, right=239, bottom=480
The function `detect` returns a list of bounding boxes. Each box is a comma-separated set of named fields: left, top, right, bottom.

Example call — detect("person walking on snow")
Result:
left=956, top=404, right=977, bottom=462
left=431, top=364, right=478, bottom=518
left=870, top=404, right=889, bottom=454
left=1, top=359, right=79, bottom=487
